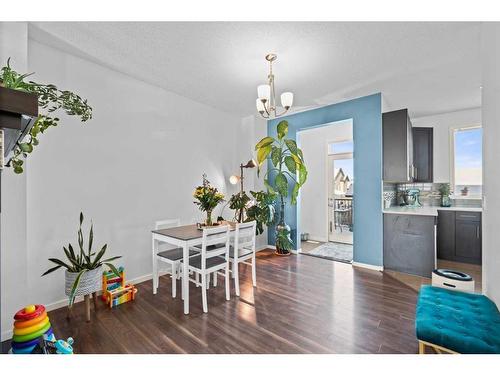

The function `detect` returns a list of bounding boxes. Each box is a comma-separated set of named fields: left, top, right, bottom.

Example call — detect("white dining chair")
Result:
left=152, top=219, right=198, bottom=298
left=230, top=221, right=257, bottom=296
left=180, top=225, right=230, bottom=313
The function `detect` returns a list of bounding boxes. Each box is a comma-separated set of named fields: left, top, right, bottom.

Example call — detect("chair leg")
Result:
left=419, top=341, right=425, bottom=354
left=196, top=272, right=200, bottom=287
left=171, top=263, right=177, bottom=298
left=225, top=263, right=230, bottom=301
left=152, top=239, right=158, bottom=295
left=206, top=274, right=210, bottom=289
left=234, top=261, right=240, bottom=297
left=213, top=271, right=217, bottom=287
left=201, top=272, right=208, bottom=313
left=251, top=254, right=257, bottom=287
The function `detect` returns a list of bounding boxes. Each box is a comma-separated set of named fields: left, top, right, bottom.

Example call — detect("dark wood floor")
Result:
left=2, top=250, right=419, bottom=354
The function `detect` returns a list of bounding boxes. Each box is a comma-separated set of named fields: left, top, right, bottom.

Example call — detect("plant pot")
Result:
left=275, top=223, right=293, bottom=256
left=65, top=266, right=102, bottom=298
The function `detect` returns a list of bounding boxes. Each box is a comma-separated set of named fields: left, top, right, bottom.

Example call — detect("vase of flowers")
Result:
left=193, top=174, right=225, bottom=226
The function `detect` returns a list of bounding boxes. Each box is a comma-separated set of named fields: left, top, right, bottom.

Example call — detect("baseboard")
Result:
left=352, top=262, right=384, bottom=272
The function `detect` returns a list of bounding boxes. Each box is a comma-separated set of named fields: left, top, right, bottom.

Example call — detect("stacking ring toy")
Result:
left=14, top=305, right=45, bottom=321
left=13, top=317, right=49, bottom=336
left=14, top=311, right=47, bottom=329
left=12, top=321, right=51, bottom=342
left=12, top=345, right=37, bottom=354
left=11, top=337, right=40, bottom=349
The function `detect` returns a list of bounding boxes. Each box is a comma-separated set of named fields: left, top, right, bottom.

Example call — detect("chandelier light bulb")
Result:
left=257, top=84, right=271, bottom=101
left=281, top=92, right=294, bottom=109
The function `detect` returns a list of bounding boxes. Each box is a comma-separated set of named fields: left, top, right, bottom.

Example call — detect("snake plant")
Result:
left=42, top=212, right=121, bottom=305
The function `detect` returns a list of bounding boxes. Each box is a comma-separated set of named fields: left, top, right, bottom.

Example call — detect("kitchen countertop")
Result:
left=383, top=205, right=482, bottom=216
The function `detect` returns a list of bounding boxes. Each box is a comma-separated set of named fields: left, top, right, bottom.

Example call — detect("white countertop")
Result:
left=383, top=206, right=482, bottom=216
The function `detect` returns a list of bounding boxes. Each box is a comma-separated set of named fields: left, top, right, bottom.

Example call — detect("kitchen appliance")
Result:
left=404, top=189, right=422, bottom=207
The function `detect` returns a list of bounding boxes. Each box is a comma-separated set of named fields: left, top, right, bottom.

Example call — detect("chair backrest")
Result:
left=234, top=221, right=256, bottom=254
left=200, top=225, right=230, bottom=269
left=155, top=218, right=181, bottom=230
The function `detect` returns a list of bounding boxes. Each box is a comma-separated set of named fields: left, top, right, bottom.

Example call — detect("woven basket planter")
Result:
left=65, top=266, right=102, bottom=297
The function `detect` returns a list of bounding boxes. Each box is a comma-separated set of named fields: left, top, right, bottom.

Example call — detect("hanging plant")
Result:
left=0, top=58, right=93, bottom=174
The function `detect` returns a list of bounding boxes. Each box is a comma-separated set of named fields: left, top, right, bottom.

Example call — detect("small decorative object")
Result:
left=461, top=186, right=469, bottom=196
left=0, top=58, right=92, bottom=174
left=255, top=120, right=308, bottom=255
left=193, top=174, right=225, bottom=226
left=42, top=212, right=121, bottom=321
left=11, top=304, right=52, bottom=354
left=439, top=183, right=452, bottom=207
left=102, top=266, right=137, bottom=308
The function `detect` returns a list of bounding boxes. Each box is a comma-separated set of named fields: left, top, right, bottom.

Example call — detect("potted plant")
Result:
left=42, top=212, right=121, bottom=307
left=193, top=174, right=225, bottom=226
left=228, top=191, right=251, bottom=223
left=245, top=190, right=277, bottom=235
left=438, top=183, right=452, bottom=207
left=0, top=58, right=92, bottom=174
left=255, top=120, right=308, bottom=255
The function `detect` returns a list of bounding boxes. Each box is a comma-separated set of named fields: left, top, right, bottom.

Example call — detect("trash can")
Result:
left=432, top=269, right=475, bottom=292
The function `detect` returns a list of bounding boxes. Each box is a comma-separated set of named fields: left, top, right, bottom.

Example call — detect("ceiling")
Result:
left=28, top=22, right=482, bottom=118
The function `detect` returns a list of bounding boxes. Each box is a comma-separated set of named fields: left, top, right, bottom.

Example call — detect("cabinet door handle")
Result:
left=477, top=226, right=480, bottom=239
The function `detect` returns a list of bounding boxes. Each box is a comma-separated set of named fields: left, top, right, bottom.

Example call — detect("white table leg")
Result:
left=152, top=237, right=158, bottom=294
left=182, top=242, right=189, bottom=314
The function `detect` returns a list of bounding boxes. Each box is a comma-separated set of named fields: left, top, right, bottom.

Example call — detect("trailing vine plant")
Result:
left=0, top=58, right=92, bottom=173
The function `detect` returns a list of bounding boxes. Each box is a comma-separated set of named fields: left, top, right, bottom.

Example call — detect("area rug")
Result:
left=305, top=242, right=353, bottom=263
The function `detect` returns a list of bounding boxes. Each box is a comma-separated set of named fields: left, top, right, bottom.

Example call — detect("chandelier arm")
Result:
left=275, top=107, right=290, bottom=117
left=262, top=101, right=271, bottom=117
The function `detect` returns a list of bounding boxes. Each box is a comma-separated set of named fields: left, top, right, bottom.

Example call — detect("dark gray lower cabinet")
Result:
left=437, top=210, right=482, bottom=265
left=383, top=214, right=436, bottom=277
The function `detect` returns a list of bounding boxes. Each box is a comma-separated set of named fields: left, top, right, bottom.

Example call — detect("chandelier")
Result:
left=256, top=53, right=293, bottom=119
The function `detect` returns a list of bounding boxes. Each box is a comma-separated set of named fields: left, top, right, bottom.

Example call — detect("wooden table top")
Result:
left=152, top=222, right=235, bottom=241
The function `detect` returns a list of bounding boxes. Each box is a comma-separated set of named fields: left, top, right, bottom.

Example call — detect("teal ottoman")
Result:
left=416, top=285, right=500, bottom=354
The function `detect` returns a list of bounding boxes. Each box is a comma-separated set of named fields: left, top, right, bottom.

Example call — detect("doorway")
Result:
left=297, top=120, right=354, bottom=263
left=328, top=143, right=354, bottom=245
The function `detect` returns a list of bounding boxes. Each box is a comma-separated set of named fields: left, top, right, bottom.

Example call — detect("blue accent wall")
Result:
left=267, top=93, right=383, bottom=267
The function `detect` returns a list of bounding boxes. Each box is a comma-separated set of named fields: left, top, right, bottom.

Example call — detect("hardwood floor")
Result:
left=2, top=250, right=420, bottom=354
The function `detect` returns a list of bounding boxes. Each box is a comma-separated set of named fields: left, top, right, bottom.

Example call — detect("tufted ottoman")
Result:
left=416, top=285, right=500, bottom=354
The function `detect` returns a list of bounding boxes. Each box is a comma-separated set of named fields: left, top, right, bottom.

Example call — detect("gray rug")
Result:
left=306, top=242, right=353, bottom=263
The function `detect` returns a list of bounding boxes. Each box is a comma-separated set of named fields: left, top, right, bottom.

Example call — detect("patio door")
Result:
left=328, top=143, right=354, bottom=244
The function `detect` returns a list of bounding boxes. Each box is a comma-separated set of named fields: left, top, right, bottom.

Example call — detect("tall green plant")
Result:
left=42, top=212, right=121, bottom=305
left=255, top=120, right=307, bottom=253
left=245, top=190, right=277, bottom=235
left=0, top=58, right=92, bottom=174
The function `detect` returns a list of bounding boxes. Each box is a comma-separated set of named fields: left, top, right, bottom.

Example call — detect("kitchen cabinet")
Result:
left=383, top=213, right=436, bottom=277
left=437, top=210, right=482, bottom=265
left=383, top=109, right=415, bottom=182
left=412, top=127, right=433, bottom=182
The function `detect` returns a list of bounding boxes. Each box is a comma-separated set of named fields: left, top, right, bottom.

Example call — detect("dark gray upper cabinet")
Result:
left=412, top=127, right=433, bottom=182
left=383, top=213, right=436, bottom=277
left=437, top=210, right=482, bottom=265
left=383, top=109, right=415, bottom=182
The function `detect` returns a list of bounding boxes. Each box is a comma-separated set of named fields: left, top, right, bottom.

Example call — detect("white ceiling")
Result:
left=28, top=22, right=482, bottom=118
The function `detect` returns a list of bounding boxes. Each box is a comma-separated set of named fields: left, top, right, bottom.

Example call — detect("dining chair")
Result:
left=180, top=225, right=230, bottom=313
left=152, top=219, right=197, bottom=298
left=230, top=221, right=257, bottom=296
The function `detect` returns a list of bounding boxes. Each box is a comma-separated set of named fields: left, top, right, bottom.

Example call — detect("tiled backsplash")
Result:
left=383, top=182, right=482, bottom=208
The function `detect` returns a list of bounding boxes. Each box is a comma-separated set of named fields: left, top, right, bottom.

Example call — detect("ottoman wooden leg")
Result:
left=419, top=341, right=425, bottom=354
left=92, top=292, right=98, bottom=311
left=84, top=294, right=91, bottom=322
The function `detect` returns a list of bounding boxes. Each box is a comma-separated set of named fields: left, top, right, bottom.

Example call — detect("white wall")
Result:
left=1, top=38, right=244, bottom=338
left=0, top=22, right=29, bottom=341
left=481, top=23, right=500, bottom=307
left=297, top=120, right=353, bottom=242
left=412, top=108, right=481, bottom=183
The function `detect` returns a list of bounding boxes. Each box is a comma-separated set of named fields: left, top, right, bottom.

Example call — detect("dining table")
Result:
left=151, top=222, right=235, bottom=314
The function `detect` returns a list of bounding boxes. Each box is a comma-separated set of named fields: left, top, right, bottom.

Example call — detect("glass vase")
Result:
left=441, top=196, right=451, bottom=207
left=205, top=209, right=213, bottom=226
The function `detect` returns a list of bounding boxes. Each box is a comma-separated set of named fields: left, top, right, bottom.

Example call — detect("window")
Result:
left=328, top=140, right=353, bottom=155
left=453, top=127, right=482, bottom=197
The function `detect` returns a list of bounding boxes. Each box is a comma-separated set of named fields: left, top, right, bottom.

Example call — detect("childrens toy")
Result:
left=54, top=337, right=74, bottom=354
left=11, top=305, right=52, bottom=354
left=102, top=266, right=137, bottom=308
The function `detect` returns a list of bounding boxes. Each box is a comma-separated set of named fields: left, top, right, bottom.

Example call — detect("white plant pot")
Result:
left=65, top=266, right=102, bottom=297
